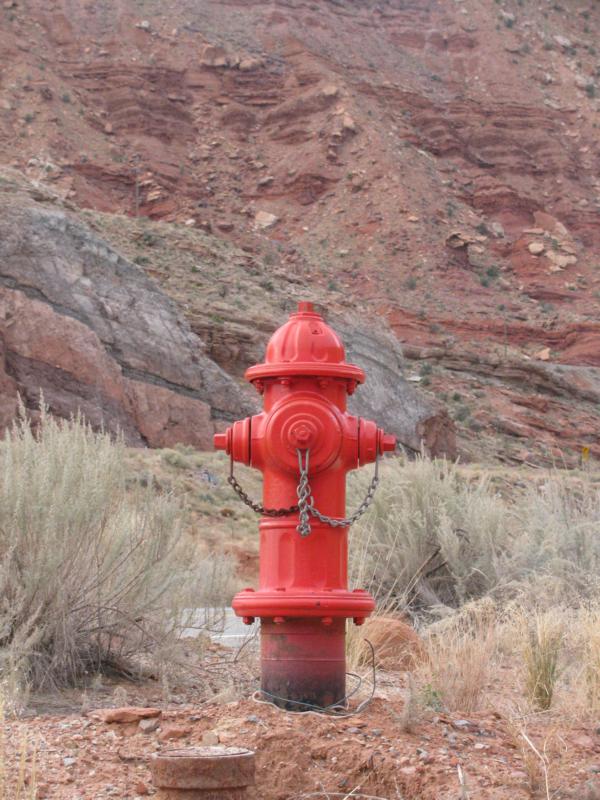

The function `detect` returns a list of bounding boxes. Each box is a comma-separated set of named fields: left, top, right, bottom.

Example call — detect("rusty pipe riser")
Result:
left=150, top=747, right=255, bottom=800
left=156, top=791, right=248, bottom=799
left=260, top=617, right=346, bottom=709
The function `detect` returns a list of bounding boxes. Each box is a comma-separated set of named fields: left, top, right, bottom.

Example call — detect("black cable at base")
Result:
left=252, top=640, right=377, bottom=718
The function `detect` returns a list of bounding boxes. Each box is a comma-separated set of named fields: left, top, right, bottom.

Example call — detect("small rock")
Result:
left=200, top=43, right=230, bottom=68
left=254, top=210, right=279, bottom=229
left=553, top=34, right=573, bottom=49
left=341, top=113, right=357, bottom=133
left=452, top=719, right=472, bottom=729
left=547, top=251, right=576, bottom=269
left=321, top=84, right=339, bottom=98
left=138, top=717, right=160, bottom=733
left=201, top=730, right=219, bottom=745
left=137, top=20, right=151, bottom=30
left=216, top=221, right=234, bottom=232
left=239, top=57, right=263, bottom=71
left=246, top=715, right=261, bottom=724
left=134, top=782, right=149, bottom=796
left=371, top=729, right=383, bottom=737
left=158, top=725, right=192, bottom=741
left=63, top=757, right=77, bottom=767
left=446, top=231, right=472, bottom=249
left=467, top=244, right=488, bottom=269
left=104, top=122, right=113, bottom=135
left=528, top=241, right=545, bottom=255
left=184, top=218, right=196, bottom=227
left=536, top=347, right=551, bottom=361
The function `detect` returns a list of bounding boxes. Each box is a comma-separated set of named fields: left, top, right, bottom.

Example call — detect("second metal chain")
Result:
left=228, top=453, right=299, bottom=517
left=295, top=448, right=380, bottom=537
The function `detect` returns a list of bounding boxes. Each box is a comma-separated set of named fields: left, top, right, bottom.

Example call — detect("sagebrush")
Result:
left=349, top=457, right=600, bottom=614
left=0, top=407, right=234, bottom=697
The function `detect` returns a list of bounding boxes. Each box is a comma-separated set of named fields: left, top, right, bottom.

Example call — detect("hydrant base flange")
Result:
left=233, top=588, right=375, bottom=620
left=260, top=617, right=346, bottom=709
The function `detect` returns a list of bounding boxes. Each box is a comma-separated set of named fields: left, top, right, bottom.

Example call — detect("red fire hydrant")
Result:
left=214, top=301, right=396, bottom=709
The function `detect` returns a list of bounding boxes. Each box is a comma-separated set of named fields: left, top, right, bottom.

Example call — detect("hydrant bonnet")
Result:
left=245, top=301, right=365, bottom=384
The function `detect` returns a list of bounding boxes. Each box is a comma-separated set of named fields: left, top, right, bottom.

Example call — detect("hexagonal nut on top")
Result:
left=150, top=746, right=255, bottom=798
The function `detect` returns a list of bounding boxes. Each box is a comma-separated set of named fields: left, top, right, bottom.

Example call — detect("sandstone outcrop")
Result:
left=337, top=319, right=456, bottom=459
left=1, top=0, right=599, bottom=464
left=0, top=179, right=253, bottom=445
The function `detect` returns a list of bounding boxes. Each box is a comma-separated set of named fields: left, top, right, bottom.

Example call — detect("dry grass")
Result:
left=580, top=607, right=600, bottom=714
left=417, top=620, right=496, bottom=714
left=0, top=404, right=235, bottom=701
left=346, top=458, right=600, bottom=719
left=522, top=612, right=564, bottom=712
left=0, top=694, right=36, bottom=799
left=349, top=457, right=507, bottom=612
left=349, top=457, right=600, bottom=616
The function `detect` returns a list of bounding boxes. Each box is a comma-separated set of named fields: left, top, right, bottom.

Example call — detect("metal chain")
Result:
left=295, top=448, right=380, bottom=537
left=226, top=447, right=380, bottom=535
left=227, top=453, right=299, bottom=517
left=296, top=448, right=313, bottom=536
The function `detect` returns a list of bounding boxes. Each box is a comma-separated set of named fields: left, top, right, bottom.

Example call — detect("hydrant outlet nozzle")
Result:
left=380, top=431, right=397, bottom=453
left=214, top=432, right=228, bottom=451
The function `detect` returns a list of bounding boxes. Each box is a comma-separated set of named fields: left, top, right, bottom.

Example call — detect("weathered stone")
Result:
left=138, top=717, right=161, bottom=733
left=91, top=707, right=161, bottom=724
left=158, top=725, right=192, bottom=741
left=124, top=380, right=214, bottom=449
left=0, top=185, right=253, bottom=444
left=336, top=318, right=456, bottom=458
left=199, top=43, right=229, bottom=67
left=254, top=210, right=279, bottom=229
left=528, top=241, right=545, bottom=255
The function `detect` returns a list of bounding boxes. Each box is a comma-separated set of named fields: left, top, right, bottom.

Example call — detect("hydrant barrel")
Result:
left=214, top=301, right=396, bottom=709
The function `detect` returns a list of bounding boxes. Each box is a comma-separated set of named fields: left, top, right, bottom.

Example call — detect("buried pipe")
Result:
left=150, top=746, right=255, bottom=799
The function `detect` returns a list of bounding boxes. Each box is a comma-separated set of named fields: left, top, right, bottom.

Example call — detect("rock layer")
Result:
left=0, top=179, right=253, bottom=446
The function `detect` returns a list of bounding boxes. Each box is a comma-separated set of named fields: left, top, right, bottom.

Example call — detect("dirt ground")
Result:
left=6, top=639, right=600, bottom=800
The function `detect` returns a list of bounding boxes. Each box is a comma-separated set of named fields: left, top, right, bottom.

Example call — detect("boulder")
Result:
left=354, top=615, right=424, bottom=670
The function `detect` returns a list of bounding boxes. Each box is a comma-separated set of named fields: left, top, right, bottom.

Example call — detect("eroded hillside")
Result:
left=1, top=0, right=599, bottom=464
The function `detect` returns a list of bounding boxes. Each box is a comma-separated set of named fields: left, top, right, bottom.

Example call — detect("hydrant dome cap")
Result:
left=245, top=302, right=365, bottom=383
